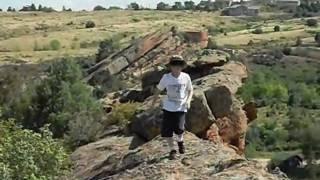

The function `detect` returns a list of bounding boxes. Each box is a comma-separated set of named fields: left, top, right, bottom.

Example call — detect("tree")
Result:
left=315, top=32, right=320, bottom=46
left=62, top=6, right=72, bottom=11
left=30, top=3, right=36, bottom=11
left=157, top=2, right=170, bottom=10
left=38, top=4, right=42, bottom=11
left=109, top=6, right=121, bottom=10
left=274, top=25, right=280, bottom=32
left=6, top=59, right=104, bottom=146
left=298, top=123, right=320, bottom=179
left=184, top=1, right=196, bottom=10
left=129, top=2, right=140, bottom=10
left=93, top=5, right=107, bottom=11
left=172, top=2, right=184, bottom=10
left=7, top=6, right=12, bottom=12
left=0, top=120, right=70, bottom=179
left=40, top=6, right=56, bottom=12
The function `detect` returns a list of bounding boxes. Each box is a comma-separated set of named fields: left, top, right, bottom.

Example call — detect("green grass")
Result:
left=0, top=10, right=317, bottom=62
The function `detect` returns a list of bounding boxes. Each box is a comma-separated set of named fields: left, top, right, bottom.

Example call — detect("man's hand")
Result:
left=185, top=89, right=193, bottom=110
left=184, top=100, right=191, bottom=109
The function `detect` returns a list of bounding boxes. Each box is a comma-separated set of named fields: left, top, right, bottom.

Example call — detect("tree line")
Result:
left=1, top=0, right=228, bottom=13
left=5, top=3, right=71, bottom=12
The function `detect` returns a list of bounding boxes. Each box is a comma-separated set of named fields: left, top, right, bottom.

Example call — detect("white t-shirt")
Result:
left=157, top=72, right=193, bottom=112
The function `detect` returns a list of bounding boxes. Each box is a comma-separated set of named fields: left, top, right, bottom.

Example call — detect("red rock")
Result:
left=184, top=31, right=208, bottom=48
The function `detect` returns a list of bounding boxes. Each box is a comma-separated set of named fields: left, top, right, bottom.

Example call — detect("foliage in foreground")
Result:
left=0, top=120, right=70, bottom=180
left=108, top=102, right=140, bottom=130
left=242, top=62, right=320, bottom=178
left=4, top=59, right=104, bottom=147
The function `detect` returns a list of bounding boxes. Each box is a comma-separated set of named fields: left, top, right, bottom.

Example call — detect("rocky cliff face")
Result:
left=71, top=29, right=288, bottom=179
left=71, top=133, right=287, bottom=180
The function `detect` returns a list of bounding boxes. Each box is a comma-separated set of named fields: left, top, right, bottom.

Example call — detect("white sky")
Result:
left=0, top=0, right=203, bottom=11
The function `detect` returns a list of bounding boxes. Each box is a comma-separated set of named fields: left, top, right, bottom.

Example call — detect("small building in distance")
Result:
left=221, top=5, right=260, bottom=16
left=275, top=0, right=301, bottom=10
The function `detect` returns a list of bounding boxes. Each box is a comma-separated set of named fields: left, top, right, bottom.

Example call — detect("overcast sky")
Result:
left=0, top=0, right=203, bottom=11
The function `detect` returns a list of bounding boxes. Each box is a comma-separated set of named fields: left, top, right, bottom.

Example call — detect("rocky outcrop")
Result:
left=90, top=28, right=255, bottom=154
left=71, top=133, right=288, bottom=180
left=73, top=29, right=273, bottom=179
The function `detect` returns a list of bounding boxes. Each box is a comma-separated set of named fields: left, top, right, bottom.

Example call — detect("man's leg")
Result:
left=161, top=110, right=177, bottom=159
left=174, top=112, right=186, bottom=154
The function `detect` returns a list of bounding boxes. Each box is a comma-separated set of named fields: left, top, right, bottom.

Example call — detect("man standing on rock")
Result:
left=152, top=55, right=193, bottom=160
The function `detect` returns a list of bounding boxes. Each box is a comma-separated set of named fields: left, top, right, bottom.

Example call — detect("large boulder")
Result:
left=71, top=133, right=288, bottom=180
left=185, top=90, right=216, bottom=136
left=130, top=107, right=163, bottom=140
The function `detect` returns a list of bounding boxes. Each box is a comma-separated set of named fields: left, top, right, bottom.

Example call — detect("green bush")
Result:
left=296, top=37, right=303, bottom=46
left=252, top=28, right=263, bottom=34
left=315, top=32, right=320, bottom=46
left=80, top=41, right=99, bottom=49
left=206, top=38, right=219, bottom=49
left=108, top=103, right=139, bottom=129
left=207, top=26, right=221, bottom=36
left=282, top=46, right=292, bottom=55
left=247, top=40, right=254, bottom=46
left=96, top=38, right=121, bottom=61
left=274, top=25, right=280, bottom=32
left=306, top=19, right=318, bottom=27
left=85, top=21, right=96, bottom=28
left=6, top=59, right=104, bottom=147
left=0, top=120, right=70, bottom=180
left=238, top=71, right=289, bottom=105
left=49, top=39, right=61, bottom=50
left=131, top=18, right=141, bottom=22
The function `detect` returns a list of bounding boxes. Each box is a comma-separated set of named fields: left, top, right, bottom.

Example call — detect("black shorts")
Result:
left=161, top=110, right=186, bottom=137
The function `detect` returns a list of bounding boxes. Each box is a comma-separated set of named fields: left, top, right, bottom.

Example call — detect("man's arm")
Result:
left=151, top=75, right=166, bottom=108
left=185, top=88, right=193, bottom=109
left=185, top=75, right=193, bottom=109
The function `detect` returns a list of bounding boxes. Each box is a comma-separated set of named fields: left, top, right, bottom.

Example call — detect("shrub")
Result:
left=131, top=18, right=141, bottom=22
left=207, top=26, right=221, bottom=36
left=6, top=59, right=104, bottom=147
left=80, top=41, right=99, bottom=49
left=315, top=32, right=320, bottom=46
left=252, top=28, right=263, bottom=34
left=238, top=71, right=289, bottom=105
left=96, top=38, right=120, bottom=61
left=0, top=120, right=70, bottom=179
left=108, top=103, right=139, bottom=129
left=49, top=39, right=61, bottom=50
left=248, top=40, right=254, bottom=46
left=207, top=38, right=218, bottom=49
left=274, top=25, right=281, bottom=32
left=70, top=42, right=77, bottom=49
left=306, top=19, right=318, bottom=27
left=296, top=37, right=303, bottom=46
left=282, top=46, right=292, bottom=55
left=93, top=5, right=106, bottom=11
left=85, top=20, right=96, bottom=28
